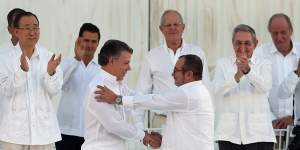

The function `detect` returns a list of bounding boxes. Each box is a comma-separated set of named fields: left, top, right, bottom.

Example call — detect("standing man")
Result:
left=255, top=13, right=300, bottom=129
left=136, top=9, right=211, bottom=128
left=213, top=24, right=276, bottom=150
left=55, top=23, right=101, bottom=150
left=81, top=40, right=161, bottom=150
left=0, top=8, right=26, bottom=51
left=0, top=11, right=62, bottom=149
left=96, top=54, right=214, bottom=150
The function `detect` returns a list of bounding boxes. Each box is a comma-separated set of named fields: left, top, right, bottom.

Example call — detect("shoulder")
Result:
left=216, top=57, right=231, bottom=66
left=255, top=42, right=273, bottom=56
left=148, top=45, right=164, bottom=56
left=182, top=43, right=206, bottom=58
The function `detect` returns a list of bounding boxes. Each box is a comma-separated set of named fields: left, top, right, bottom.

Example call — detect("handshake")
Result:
left=143, top=132, right=162, bottom=149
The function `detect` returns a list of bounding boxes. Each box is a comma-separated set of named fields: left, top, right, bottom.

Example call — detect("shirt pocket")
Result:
left=217, top=113, right=238, bottom=136
left=11, top=94, right=27, bottom=112
left=248, top=114, right=271, bottom=136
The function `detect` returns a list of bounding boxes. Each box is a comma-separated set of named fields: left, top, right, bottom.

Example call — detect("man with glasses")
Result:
left=0, top=11, right=62, bottom=150
left=213, top=24, right=276, bottom=150
left=136, top=9, right=211, bottom=129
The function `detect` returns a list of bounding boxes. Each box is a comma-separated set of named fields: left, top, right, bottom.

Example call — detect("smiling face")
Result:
left=15, top=15, right=40, bottom=48
left=232, top=31, right=257, bottom=59
left=159, top=11, right=185, bottom=43
left=269, top=17, right=293, bottom=53
left=111, top=51, right=132, bottom=81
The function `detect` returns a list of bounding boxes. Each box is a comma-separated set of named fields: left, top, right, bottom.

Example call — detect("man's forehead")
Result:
left=19, top=16, right=38, bottom=26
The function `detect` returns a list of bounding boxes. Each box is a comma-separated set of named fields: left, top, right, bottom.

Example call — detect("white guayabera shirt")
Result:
left=82, top=69, right=145, bottom=150
left=135, top=39, right=211, bottom=127
left=255, top=41, right=300, bottom=121
left=0, top=44, right=63, bottom=145
left=213, top=55, right=276, bottom=144
left=123, top=81, right=214, bottom=150
left=57, top=58, right=99, bottom=137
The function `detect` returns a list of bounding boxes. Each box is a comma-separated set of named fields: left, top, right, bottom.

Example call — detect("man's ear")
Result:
left=184, top=70, right=194, bottom=80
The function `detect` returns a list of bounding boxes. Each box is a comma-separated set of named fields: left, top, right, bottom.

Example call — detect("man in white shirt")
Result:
left=0, top=8, right=26, bottom=52
left=213, top=24, right=275, bottom=150
left=255, top=13, right=300, bottom=129
left=0, top=11, right=62, bottom=150
left=81, top=40, right=161, bottom=150
left=55, top=23, right=101, bottom=150
left=96, top=54, right=214, bottom=150
left=136, top=9, right=211, bottom=129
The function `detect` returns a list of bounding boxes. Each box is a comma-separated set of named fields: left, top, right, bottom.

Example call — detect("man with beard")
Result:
left=55, top=23, right=101, bottom=150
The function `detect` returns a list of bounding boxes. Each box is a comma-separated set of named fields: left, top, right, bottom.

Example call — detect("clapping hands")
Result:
left=47, top=54, right=61, bottom=76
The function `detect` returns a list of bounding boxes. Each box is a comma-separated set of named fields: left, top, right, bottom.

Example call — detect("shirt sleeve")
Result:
left=244, top=59, right=272, bottom=93
left=0, top=55, right=27, bottom=97
left=135, top=54, right=153, bottom=94
left=199, top=50, right=212, bottom=91
left=42, top=65, right=63, bottom=96
left=61, top=58, right=80, bottom=84
left=86, top=86, right=145, bottom=141
left=277, top=71, right=299, bottom=99
left=212, top=59, right=238, bottom=96
left=122, top=88, right=189, bottom=112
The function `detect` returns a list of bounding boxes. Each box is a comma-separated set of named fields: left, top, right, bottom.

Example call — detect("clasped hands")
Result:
left=235, top=55, right=250, bottom=82
left=143, top=131, right=162, bottom=148
left=93, top=86, right=162, bottom=148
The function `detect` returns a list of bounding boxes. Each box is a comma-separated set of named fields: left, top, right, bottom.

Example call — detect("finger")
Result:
left=96, top=85, right=105, bottom=90
left=94, top=95, right=104, bottom=101
left=276, top=121, right=284, bottom=129
left=57, top=54, right=62, bottom=62
left=50, top=54, right=55, bottom=61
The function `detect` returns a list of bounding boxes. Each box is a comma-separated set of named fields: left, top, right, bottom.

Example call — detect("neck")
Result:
left=166, top=39, right=182, bottom=53
left=82, top=56, right=93, bottom=66
left=101, top=66, right=114, bottom=76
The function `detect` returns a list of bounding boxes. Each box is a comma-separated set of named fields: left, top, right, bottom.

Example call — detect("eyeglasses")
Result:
left=17, top=27, right=40, bottom=32
left=162, top=23, right=183, bottom=28
left=233, top=41, right=253, bottom=47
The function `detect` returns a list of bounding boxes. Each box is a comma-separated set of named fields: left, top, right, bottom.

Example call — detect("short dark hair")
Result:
left=79, top=23, right=101, bottom=41
left=98, top=40, right=133, bottom=66
left=179, top=54, right=203, bottom=80
left=232, top=24, right=257, bottom=42
left=13, top=11, right=39, bottom=28
left=7, top=8, right=26, bottom=27
left=268, top=13, right=293, bottom=33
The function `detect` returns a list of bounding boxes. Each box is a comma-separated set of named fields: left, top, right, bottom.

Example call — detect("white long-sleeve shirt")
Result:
left=82, top=69, right=145, bottom=150
left=136, top=39, right=211, bottom=127
left=123, top=81, right=214, bottom=150
left=57, top=58, right=99, bottom=137
left=255, top=41, right=300, bottom=120
left=213, top=55, right=276, bottom=144
left=0, top=44, right=63, bottom=145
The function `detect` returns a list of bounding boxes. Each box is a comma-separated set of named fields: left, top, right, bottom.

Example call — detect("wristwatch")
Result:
left=115, top=95, right=122, bottom=105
